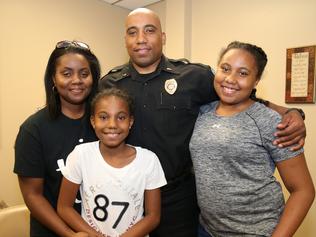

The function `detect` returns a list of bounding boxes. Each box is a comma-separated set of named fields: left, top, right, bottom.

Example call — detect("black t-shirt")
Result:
left=99, top=56, right=218, bottom=182
left=14, top=107, right=97, bottom=237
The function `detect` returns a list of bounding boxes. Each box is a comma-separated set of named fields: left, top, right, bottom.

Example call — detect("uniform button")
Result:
left=182, top=60, right=189, bottom=64
left=79, top=138, right=84, bottom=143
left=144, top=82, right=148, bottom=86
left=143, top=104, right=147, bottom=108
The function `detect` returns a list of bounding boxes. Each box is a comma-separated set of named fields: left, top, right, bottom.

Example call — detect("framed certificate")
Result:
left=285, top=45, right=316, bottom=103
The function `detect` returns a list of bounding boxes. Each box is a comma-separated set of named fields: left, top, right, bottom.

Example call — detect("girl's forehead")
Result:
left=223, top=48, right=253, bottom=59
left=96, top=96, right=128, bottom=108
left=221, top=49, right=256, bottom=66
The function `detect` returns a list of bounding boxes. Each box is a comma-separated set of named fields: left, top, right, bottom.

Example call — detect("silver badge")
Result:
left=164, top=79, right=177, bottom=95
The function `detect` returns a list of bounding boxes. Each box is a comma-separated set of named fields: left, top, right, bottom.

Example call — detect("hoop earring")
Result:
left=52, top=85, right=57, bottom=94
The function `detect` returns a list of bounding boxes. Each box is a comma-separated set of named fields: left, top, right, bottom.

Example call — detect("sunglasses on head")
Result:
left=55, top=40, right=90, bottom=51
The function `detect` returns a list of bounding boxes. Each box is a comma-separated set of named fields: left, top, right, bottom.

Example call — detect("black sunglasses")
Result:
left=55, top=40, right=90, bottom=51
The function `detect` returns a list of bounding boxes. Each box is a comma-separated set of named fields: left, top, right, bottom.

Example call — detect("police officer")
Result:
left=99, top=8, right=306, bottom=237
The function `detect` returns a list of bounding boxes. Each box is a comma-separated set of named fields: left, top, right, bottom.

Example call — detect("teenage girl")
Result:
left=190, top=41, right=315, bottom=237
left=57, top=88, right=167, bottom=237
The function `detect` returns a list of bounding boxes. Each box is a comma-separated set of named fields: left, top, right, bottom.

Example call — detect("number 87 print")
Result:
left=93, top=194, right=130, bottom=229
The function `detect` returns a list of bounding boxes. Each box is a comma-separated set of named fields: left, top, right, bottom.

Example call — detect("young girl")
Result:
left=190, top=41, right=315, bottom=237
left=57, top=88, right=167, bottom=237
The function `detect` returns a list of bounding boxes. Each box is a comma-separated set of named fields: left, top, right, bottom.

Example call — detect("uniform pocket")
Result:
left=157, top=92, right=191, bottom=110
left=156, top=92, right=196, bottom=136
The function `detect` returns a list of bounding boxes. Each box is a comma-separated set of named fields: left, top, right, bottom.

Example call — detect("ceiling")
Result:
left=100, top=0, right=162, bottom=10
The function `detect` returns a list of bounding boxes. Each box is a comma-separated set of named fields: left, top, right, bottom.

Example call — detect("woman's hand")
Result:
left=73, top=232, right=89, bottom=237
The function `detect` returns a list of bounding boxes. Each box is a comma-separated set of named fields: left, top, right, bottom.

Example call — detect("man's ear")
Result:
left=162, top=32, right=166, bottom=46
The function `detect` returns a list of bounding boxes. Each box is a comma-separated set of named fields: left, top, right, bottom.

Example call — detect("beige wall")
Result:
left=148, top=0, right=166, bottom=32
left=0, top=0, right=129, bottom=205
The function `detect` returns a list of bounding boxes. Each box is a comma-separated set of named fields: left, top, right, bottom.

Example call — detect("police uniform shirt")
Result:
left=99, top=55, right=218, bottom=182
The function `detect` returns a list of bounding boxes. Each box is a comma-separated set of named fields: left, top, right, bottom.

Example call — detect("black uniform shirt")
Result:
left=99, top=55, right=218, bottom=181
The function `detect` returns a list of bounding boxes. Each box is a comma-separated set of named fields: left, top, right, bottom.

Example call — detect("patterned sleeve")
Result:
left=62, top=146, right=83, bottom=184
left=145, top=152, right=167, bottom=190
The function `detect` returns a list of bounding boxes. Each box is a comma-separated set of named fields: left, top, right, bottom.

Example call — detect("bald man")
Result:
left=99, top=8, right=306, bottom=237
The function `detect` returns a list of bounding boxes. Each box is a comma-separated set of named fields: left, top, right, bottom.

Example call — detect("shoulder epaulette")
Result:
left=190, top=62, right=215, bottom=74
left=169, top=58, right=211, bottom=69
left=190, top=62, right=211, bottom=69
left=107, top=64, right=127, bottom=74
left=167, top=58, right=215, bottom=74
left=101, top=63, right=130, bottom=82
left=169, top=58, right=190, bottom=65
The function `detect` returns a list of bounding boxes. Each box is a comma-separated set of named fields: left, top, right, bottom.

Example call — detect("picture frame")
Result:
left=285, top=45, right=316, bottom=103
